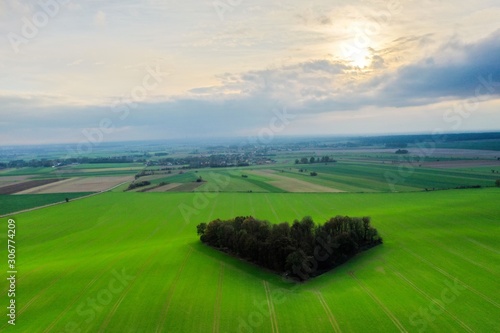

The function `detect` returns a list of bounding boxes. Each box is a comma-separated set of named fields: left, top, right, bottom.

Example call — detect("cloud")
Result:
left=370, top=29, right=500, bottom=106
left=1, top=0, right=499, bottom=146
left=2, top=29, right=499, bottom=144
left=67, top=59, right=83, bottom=67
left=94, top=10, right=106, bottom=27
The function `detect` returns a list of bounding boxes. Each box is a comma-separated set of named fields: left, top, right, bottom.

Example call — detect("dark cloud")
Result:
left=373, top=29, right=500, bottom=104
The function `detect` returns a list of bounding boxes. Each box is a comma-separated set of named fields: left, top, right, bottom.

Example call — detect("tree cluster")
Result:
left=127, top=181, right=151, bottom=190
left=197, top=215, right=382, bottom=280
left=395, top=149, right=409, bottom=154
left=0, top=156, right=140, bottom=169
left=295, top=156, right=335, bottom=164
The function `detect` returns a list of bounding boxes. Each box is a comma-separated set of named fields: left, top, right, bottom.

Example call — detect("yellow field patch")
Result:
left=0, top=176, right=31, bottom=188
left=15, top=176, right=133, bottom=194
left=248, top=169, right=343, bottom=192
left=147, top=183, right=182, bottom=192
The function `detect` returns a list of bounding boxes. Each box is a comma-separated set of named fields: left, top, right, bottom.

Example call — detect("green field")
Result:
left=112, top=161, right=500, bottom=195
left=0, top=193, right=94, bottom=215
left=1, top=188, right=498, bottom=332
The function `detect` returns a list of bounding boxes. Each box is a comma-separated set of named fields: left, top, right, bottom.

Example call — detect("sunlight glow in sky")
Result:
left=0, top=0, right=499, bottom=145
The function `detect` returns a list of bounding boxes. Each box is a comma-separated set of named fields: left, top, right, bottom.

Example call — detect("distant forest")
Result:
left=197, top=215, right=382, bottom=281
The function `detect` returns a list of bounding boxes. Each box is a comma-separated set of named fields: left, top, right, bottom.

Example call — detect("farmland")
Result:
left=0, top=193, right=94, bottom=216
left=0, top=188, right=498, bottom=332
left=14, top=176, right=133, bottom=194
left=0, top=136, right=499, bottom=332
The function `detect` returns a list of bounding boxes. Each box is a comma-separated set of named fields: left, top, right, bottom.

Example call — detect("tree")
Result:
left=496, top=179, right=500, bottom=187
left=197, top=223, right=207, bottom=235
left=310, top=172, right=318, bottom=176
left=197, top=215, right=382, bottom=281
left=300, top=157, right=308, bottom=164
left=295, top=159, right=300, bottom=164
left=310, top=157, right=315, bottom=164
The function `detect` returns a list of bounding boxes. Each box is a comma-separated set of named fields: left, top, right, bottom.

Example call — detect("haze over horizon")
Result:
left=1, top=0, right=500, bottom=145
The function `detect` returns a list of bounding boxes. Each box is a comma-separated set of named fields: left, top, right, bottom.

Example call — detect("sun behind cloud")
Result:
left=349, top=47, right=372, bottom=69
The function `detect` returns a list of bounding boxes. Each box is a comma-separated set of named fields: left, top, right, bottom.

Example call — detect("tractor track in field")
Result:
left=402, top=246, right=500, bottom=309
left=212, top=263, right=225, bottom=333
left=466, top=237, right=500, bottom=255
left=388, top=215, right=500, bottom=277
left=155, top=248, right=194, bottom=333
left=207, top=196, right=219, bottom=222
left=98, top=249, right=160, bottom=333
left=314, top=290, right=342, bottom=333
left=390, top=269, right=475, bottom=333
left=248, top=195, right=256, bottom=217
left=42, top=254, right=128, bottom=333
left=16, top=274, right=65, bottom=317
left=264, top=194, right=280, bottom=221
left=301, top=195, right=328, bottom=220
left=429, top=239, right=498, bottom=277
left=349, top=272, right=409, bottom=333
left=0, top=266, right=43, bottom=295
left=0, top=263, right=81, bottom=332
left=282, top=195, right=301, bottom=218
left=263, top=281, right=279, bottom=333
left=230, top=194, right=235, bottom=217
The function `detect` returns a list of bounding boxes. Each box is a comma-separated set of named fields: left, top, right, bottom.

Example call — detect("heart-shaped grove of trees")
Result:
left=197, top=215, right=382, bottom=281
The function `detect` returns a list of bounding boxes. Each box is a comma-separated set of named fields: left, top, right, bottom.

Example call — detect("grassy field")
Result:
left=0, top=192, right=94, bottom=215
left=0, top=188, right=498, bottom=332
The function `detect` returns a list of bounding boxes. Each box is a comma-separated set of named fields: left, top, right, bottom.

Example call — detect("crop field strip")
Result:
left=16, top=176, right=134, bottom=194
left=0, top=178, right=64, bottom=194
left=1, top=188, right=498, bottom=332
left=0, top=192, right=95, bottom=216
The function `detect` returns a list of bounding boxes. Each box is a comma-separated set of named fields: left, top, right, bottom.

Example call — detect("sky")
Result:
left=0, top=0, right=499, bottom=145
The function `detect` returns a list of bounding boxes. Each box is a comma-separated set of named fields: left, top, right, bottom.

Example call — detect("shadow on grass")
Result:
left=188, top=239, right=388, bottom=290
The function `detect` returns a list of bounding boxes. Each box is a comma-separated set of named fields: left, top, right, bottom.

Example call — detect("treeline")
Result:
left=127, top=181, right=151, bottom=190
left=0, top=156, right=139, bottom=169
left=197, top=215, right=382, bottom=280
left=295, top=156, right=336, bottom=164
